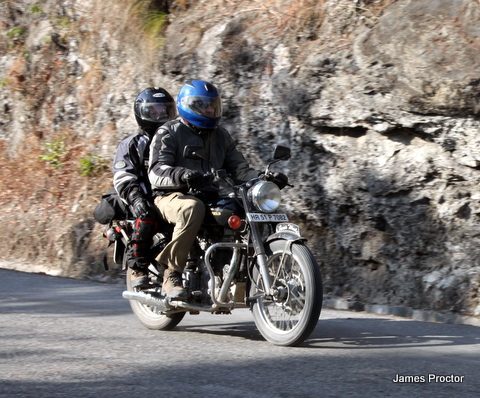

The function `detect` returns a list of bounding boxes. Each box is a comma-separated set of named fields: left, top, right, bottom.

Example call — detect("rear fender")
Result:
left=114, top=239, right=126, bottom=265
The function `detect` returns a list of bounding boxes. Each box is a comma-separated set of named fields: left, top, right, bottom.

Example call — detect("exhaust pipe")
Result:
left=122, top=290, right=233, bottom=312
left=122, top=290, right=170, bottom=311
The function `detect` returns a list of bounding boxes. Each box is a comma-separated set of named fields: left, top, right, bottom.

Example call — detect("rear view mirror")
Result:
left=183, top=145, right=206, bottom=160
left=272, top=145, right=291, bottom=161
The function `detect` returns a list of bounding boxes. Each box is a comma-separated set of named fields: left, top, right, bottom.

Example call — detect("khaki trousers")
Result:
left=154, top=192, right=205, bottom=273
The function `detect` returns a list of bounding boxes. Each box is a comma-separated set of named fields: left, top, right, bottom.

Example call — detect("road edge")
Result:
left=323, top=298, right=480, bottom=327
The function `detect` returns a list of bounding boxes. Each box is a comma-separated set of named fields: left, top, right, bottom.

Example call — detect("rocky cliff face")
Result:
left=1, top=0, right=480, bottom=318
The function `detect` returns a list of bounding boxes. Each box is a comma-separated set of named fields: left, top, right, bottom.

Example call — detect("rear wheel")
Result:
left=250, top=240, right=322, bottom=346
left=126, top=268, right=185, bottom=330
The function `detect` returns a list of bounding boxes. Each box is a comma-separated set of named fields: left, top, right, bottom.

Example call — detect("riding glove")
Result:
left=128, top=191, right=149, bottom=219
left=182, top=170, right=205, bottom=189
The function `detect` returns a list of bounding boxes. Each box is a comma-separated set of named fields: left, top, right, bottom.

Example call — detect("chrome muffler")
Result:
left=122, top=290, right=170, bottom=311
left=122, top=290, right=234, bottom=312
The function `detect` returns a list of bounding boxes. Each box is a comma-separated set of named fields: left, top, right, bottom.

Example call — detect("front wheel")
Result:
left=250, top=240, right=323, bottom=346
left=126, top=268, right=185, bottom=330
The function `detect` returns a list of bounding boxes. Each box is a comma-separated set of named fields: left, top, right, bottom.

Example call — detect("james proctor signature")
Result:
left=392, top=374, right=465, bottom=383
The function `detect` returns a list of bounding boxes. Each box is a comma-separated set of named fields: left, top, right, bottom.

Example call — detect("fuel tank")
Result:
left=204, top=198, right=243, bottom=227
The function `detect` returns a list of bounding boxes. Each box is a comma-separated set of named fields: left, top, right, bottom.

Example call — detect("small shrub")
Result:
left=79, top=155, right=109, bottom=177
left=55, top=16, right=72, bottom=29
left=39, top=138, right=66, bottom=169
left=27, top=4, right=45, bottom=16
left=5, top=26, right=27, bottom=40
left=5, top=26, right=27, bottom=49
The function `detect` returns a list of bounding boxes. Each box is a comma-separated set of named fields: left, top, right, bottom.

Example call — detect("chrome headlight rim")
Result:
left=249, top=181, right=281, bottom=213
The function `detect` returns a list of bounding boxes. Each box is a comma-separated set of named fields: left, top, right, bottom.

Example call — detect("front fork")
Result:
left=248, top=221, right=275, bottom=297
left=238, top=188, right=275, bottom=298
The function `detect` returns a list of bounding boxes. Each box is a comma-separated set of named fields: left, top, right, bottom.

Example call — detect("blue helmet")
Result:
left=177, top=80, right=222, bottom=130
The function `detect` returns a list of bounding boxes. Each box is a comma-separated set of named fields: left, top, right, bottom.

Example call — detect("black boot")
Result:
left=162, top=269, right=188, bottom=300
left=130, top=267, right=151, bottom=289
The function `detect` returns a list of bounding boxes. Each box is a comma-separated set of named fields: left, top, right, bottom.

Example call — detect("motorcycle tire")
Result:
left=250, top=240, right=323, bottom=346
left=126, top=268, right=185, bottom=330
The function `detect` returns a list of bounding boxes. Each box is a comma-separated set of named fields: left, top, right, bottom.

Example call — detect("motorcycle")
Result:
left=104, top=145, right=323, bottom=346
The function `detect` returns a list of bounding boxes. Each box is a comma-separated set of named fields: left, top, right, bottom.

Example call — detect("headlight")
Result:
left=249, top=181, right=281, bottom=213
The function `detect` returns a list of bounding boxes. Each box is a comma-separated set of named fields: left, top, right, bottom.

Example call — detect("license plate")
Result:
left=247, top=213, right=289, bottom=222
left=276, top=223, right=301, bottom=236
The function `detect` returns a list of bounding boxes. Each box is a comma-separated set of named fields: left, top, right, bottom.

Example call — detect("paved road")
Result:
left=0, top=268, right=479, bottom=397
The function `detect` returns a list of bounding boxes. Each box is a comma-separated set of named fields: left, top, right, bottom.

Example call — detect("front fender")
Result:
left=265, top=231, right=306, bottom=245
left=247, top=231, right=308, bottom=306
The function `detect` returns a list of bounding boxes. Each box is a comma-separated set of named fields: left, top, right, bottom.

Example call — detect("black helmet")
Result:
left=133, top=87, right=176, bottom=136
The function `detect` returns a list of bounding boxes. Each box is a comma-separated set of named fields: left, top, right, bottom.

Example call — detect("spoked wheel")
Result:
left=250, top=240, right=323, bottom=346
left=126, top=268, right=185, bottom=330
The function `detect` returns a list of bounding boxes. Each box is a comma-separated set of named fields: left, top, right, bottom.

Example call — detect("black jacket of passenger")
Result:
left=113, top=130, right=152, bottom=205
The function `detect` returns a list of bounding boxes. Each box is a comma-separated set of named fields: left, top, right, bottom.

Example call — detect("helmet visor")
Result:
left=139, top=102, right=172, bottom=122
left=180, top=96, right=222, bottom=119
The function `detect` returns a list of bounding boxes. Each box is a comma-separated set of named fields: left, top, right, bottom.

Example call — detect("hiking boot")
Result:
left=162, top=269, right=188, bottom=301
left=130, top=269, right=150, bottom=289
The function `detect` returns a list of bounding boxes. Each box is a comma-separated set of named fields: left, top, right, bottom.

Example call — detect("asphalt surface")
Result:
left=0, top=268, right=479, bottom=397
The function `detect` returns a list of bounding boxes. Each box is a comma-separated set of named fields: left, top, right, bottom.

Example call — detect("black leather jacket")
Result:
left=148, top=120, right=258, bottom=195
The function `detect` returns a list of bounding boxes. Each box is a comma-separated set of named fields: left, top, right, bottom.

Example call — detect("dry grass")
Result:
left=128, top=0, right=169, bottom=47
left=0, top=0, right=158, bottom=276
left=0, top=131, right=112, bottom=277
left=209, top=0, right=328, bottom=38
left=181, top=0, right=396, bottom=38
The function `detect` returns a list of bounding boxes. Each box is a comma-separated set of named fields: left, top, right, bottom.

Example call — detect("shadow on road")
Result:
left=172, top=314, right=480, bottom=350
left=305, top=316, right=480, bottom=349
left=1, top=268, right=479, bottom=350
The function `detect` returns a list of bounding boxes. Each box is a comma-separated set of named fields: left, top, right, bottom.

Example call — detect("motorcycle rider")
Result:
left=113, top=87, right=176, bottom=288
left=148, top=79, right=288, bottom=300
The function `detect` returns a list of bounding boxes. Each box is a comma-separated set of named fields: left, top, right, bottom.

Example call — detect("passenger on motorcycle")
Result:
left=113, top=87, right=176, bottom=289
left=148, top=80, right=288, bottom=300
